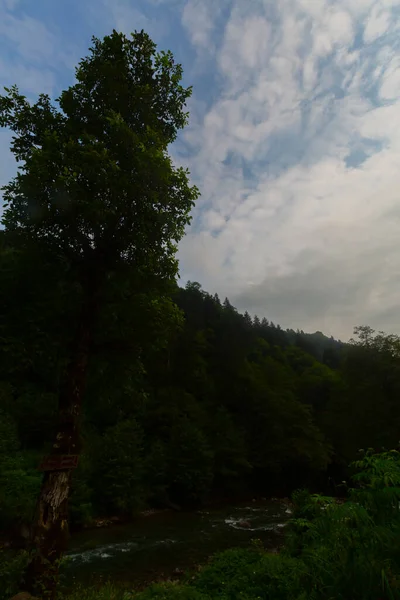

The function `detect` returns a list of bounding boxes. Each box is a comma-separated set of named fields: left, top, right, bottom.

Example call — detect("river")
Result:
left=61, top=499, right=291, bottom=590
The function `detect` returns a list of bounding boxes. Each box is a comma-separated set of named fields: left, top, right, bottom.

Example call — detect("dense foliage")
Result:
left=3, top=449, right=395, bottom=599
left=1, top=264, right=400, bottom=534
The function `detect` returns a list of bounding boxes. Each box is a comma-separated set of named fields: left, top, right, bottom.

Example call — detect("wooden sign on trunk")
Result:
left=38, top=455, right=79, bottom=472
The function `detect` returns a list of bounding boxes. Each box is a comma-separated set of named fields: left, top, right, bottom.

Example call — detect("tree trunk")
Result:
left=22, top=274, right=100, bottom=599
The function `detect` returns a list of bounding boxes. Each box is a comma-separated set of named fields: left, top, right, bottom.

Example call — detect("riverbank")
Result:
left=87, top=509, right=172, bottom=531
left=0, top=496, right=290, bottom=552
left=62, top=544, right=292, bottom=600
left=1, top=499, right=292, bottom=599
left=0, top=506, right=186, bottom=549
left=82, top=496, right=293, bottom=530
left=61, top=499, right=289, bottom=591
left=5, top=451, right=400, bottom=600
left=63, top=464, right=400, bottom=600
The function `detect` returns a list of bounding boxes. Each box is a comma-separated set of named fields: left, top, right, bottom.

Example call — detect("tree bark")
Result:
left=22, top=272, right=100, bottom=599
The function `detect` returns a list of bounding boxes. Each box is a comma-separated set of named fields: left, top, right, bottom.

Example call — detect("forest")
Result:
left=1, top=28, right=400, bottom=600
left=2, top=270, right=400, bottom=533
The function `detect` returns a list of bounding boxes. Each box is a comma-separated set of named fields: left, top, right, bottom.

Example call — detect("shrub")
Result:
left=64, top=582, right=132, bottom=600
left=55, top=450, right=400, bottom=600
left=69, top=453, right=94, bottom=529
left=135, top=582, right=207, bottom=599
left=0, top=413, right=41, bottom=530
left=193, top=548, right=306, bottom=599
left=285, top=449, right=400, bottom=599
left=0, top=550, right=29, bottom=600
left=95, top=419, right=145, bottom=516
left=64, top=582, right=207, bottom=600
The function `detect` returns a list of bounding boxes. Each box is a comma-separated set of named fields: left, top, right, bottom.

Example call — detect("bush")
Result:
left=135, top=582, right=207, bottom=600
left=284, top=490, right=335, bottom=556
left=166, top=419, right=214, bottom=505
left=64, top=583, right=207, bottom=600
left=94, top=419, right=145, bottom=516
left=69, top=453, right=94, bottom=529
left=284, top=449, right=400, bottom=599
left=193, top=548, right=306, bottom=600
left=55, top=450, right=400, bottom=600
left=64, top=583, right=132, bottom=600
left=0, top=550, right=28, bottom=600
left=0, top=459, right=41, bottom=530
left=0, top=411, right=41, bottom=530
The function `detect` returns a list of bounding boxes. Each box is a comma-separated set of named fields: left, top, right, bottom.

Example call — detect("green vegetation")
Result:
left=4, top=448, right=394, bottom=599
left=1, top=284, right=397, bottom=535
left=1, top=25, right=400, bottom=600
left=65, top=450, right=400, bottom=599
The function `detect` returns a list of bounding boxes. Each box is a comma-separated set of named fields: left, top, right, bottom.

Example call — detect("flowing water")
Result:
left=61, top=499, right=291, bottom=590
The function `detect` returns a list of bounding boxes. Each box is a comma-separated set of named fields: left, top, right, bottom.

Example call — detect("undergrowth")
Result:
left=3, top=449, right=400, bottom=599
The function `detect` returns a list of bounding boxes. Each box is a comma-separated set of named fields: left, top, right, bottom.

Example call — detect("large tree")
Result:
left=0, top=29, right=198, bottom=597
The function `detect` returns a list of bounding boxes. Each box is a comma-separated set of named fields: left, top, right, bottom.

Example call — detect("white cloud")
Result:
left=379, top=56, right=400, bottom=100
left=363, top=6, right=392, bottom=42
left=0, top=130, right=16, bottom=219
left=380, top=0, right=400, bottom=6
left=333, top=0, right=375, bottom=15
left=312, top=7, right=354, bottom=56
left=0, top=7, right=75, bottom=72
left=0, top=15, right=55, bottom=64
left=103, top=0, right=149, bottom=33
left=100, top=0, right=168, bottom=40
left=0, top=57, right=55, bottom=96
left=178, top=0, right=400, bottom=339
left=0, top=130, right=15, bottom=183
left=1, top=0, right=19, bottom=8
left=219, top=15, right=272, bottom=78
left=182, top=0, right=215, bottom=50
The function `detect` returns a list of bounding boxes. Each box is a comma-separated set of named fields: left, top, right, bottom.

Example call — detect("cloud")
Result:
left=0, top=58, right=55, bottom=96
left=0, top=0, right=21, bottom=10
left=363, top=6, right=392, bottom=42
left=379, top=56, right=400, bottom=100
left=0, top=130, right=16, bottom=184
left=177, top=0, right=400, bottom=339
left=99, top=0, right=169, bottom=41
left=0, top=6, right=76, bottom=73
left=182, top=0, right=216, bottom=50
left=0, top=15, right=57, bottom=65
left=0, top=0, right=399, bottom=340
left=101, top=0, right=150, bottom=33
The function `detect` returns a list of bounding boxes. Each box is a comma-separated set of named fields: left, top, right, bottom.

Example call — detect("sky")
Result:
left=0, top=0, right=399, bottom=340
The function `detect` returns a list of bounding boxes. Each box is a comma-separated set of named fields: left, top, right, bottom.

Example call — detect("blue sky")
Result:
left=1, top=0, right=400, bottom=339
